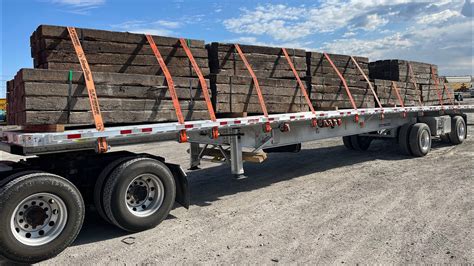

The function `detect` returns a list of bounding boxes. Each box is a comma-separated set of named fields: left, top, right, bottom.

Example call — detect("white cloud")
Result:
left=417, top=10, right=461, bottom=24
left=45, top=0, right=105, bottom=14
left=152, top=20, right=181, bottom=29
left=321, top=20, right=473, bottom=75
left=111, top=20, right=182, bottom=36
left=342, top=31, right=357, bottom=37
left=350, top=13, right=389, bottom=31
left=48, top=0, right=104, bottom=7
left=223, top=1, right=425, bottom=41
left=321, top=33, right=413, bottom=58
left=223, top=1, right=469, bottom=41
left=224, top=5, right=308, bottom=41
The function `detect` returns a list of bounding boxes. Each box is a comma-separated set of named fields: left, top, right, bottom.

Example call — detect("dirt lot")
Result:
left=1, top=107, right=473, bottom=264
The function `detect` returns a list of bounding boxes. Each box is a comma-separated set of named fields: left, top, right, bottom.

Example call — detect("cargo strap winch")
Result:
left=67, top=26, right=108, bottom=153
left=234, top=44, right=271, bottom=132
left=281, top=48, right=317, bottom=127
left=146, top=34, right=188, bottom=142
left=323, top=53, right=359, bottom=122
left=350, top=56, right=384, bottom=119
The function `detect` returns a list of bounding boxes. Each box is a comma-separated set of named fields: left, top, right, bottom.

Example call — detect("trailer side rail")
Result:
left=1, top=105, right=473, bottom=154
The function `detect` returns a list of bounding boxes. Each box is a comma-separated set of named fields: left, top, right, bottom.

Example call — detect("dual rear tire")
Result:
left=440, top=116, right=467, bottom=145
left=398, top=123, right=431, bottom=157
left=398, top=116, right=467, bottom=157
left=0, top=157, right=177, bottom=264
left=94, top=157, right=176, bottom=232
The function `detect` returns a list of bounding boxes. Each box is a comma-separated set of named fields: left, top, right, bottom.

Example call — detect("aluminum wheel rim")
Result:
left=10, top=193, right=68, bottom=246
left=420, top=130, right=430, bottom=152
left=125, top=174, right=164, bottom=217
left=458, top=122, right=465, bottom=141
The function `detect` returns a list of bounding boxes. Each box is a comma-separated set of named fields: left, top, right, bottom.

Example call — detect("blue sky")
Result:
left=1, top=0, right=473, bottom=96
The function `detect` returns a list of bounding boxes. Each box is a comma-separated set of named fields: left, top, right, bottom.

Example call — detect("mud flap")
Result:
left=165, top=162, right=190, bottom=209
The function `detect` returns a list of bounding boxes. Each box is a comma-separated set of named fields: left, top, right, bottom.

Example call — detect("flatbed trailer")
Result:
left=0, top=104, right=472, bottom=263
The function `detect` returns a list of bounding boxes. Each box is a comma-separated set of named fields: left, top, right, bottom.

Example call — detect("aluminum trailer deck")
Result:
left=0, top=104, right=473, bottom=263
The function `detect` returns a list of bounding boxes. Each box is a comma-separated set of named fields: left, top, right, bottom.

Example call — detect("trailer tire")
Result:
left=102, top=158, right=176, bottom=232
left=0, top=170, right=42, bottom=188
left=448, top=116, right=466, bottom=145
left=350, top=135, right=372, bottom=151
left=398, top=123, right=413, bottom=155
left=342, top=136, right=354, bottom=150
left=0, top=172, right=84, bottom=264
left=94, top=156, right=136, bottom=224
left=409, top=123, right=431, bottom=157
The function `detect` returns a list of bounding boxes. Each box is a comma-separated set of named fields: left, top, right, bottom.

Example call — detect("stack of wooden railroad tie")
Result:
left=5, top=25, right=453, bottom=129
left=369, top=60, right=454, bottom=107
left=306, top=52, right=375, bottom=110
left=8, top=25, right=211, bottom=126
left=207, top=43, right=308, bottom=115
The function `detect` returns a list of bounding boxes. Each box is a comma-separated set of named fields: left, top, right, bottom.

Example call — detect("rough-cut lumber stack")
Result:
left=7, top=25, right=214, bottom=126
left=372, top=79, right=418, bottom=107
left=420, top=79, right=456, bottom=105
left=207, top=43, right=307, bottom=114
left=368, top=60, right=453, bottom=106
left=306, top=52, right=375, bottom=109
left=7, top=69, right=210, bottom=126
left=7, top=24, right=457, bottom=128
left=30, top=25, right=210, bottom=77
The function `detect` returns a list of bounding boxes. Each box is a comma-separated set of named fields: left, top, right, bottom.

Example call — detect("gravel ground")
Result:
left=1, top=103, right=473, bottom=264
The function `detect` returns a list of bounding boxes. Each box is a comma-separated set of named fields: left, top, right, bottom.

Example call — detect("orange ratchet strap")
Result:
left=391, top=81, right=407, bottom=117
left=234, top=44, right=271, bottom=132
left=407, top=63, right=423, bottom=106
left=350, top=56, right=384, bottom=119
left=146, top=34, right=187, bottom=142
left=324, top=53, right=358, bottom=122
left=281, top=48, right=317, bottom=127
left=67, top=27, right=108, bottom=153
left=430, top=65, right=444, bottom=108
left=179, top=38, right=218, bottom=139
